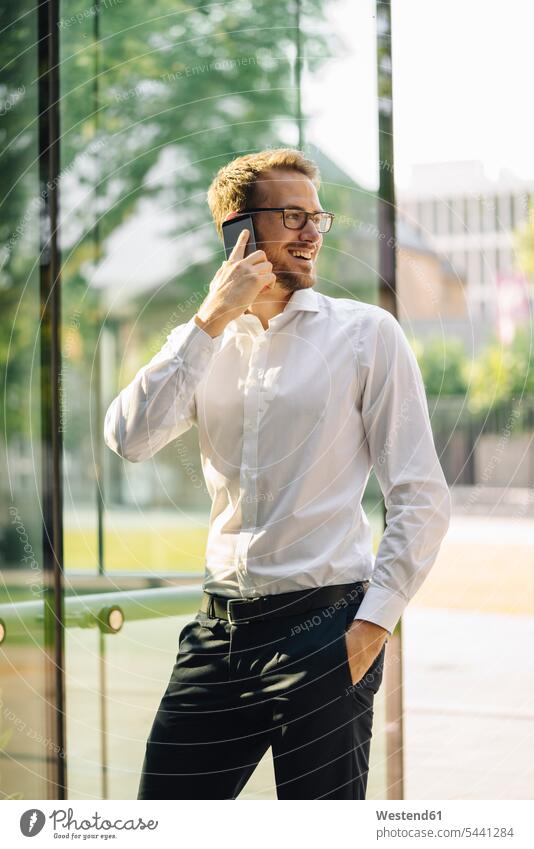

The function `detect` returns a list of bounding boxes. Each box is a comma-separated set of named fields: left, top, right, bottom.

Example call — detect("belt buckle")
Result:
left=227, top=597, right=260, bottom=625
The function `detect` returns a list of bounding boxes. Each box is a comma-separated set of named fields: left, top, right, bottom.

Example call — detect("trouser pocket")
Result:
left=340, top=603, right=386, bottom=696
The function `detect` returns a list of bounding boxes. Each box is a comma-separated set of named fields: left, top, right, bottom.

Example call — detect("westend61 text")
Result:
left=376, top=809, right=442, bottom=820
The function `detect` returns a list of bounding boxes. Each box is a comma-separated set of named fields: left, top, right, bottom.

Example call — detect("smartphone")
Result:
left=222, top=213, right=257, bottom=260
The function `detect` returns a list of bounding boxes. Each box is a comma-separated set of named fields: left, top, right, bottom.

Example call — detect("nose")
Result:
left=299, top=217, right=322, bottom=243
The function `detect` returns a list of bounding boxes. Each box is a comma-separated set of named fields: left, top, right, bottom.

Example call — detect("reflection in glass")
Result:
left=56, top=0, right=388, bottom=799
left=0, top=1, right=49, bottom=800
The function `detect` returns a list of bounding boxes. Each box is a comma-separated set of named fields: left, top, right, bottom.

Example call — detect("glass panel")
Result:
left=58, top=0, right=388, bottom=799
left=387, top=0, right=534, bottom=800
left=65, top=611, right=192, bottom=799
left=303, top=0, right=386, bottom=799
left=0, top=1, right=49, bottom=799
left=59, top=1, right=103, bottom=577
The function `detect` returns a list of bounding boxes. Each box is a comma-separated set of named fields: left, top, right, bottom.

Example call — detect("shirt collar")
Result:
left=282, top=286, right=321, bottom=313
left=237, top=286, right=320, bottom=327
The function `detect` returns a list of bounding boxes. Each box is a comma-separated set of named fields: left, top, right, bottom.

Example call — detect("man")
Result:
left=104, top=148, right=451, bottom=800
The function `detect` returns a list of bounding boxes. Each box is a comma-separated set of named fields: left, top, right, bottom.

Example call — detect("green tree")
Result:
left=468, top=326, right=534, bottom=413
left=412, top=336, right=469, bottom=397
left=412, top=328, right=533, bottom=414
left=59, top=0, right=343, bottom=279
left=1, top=0, right=343, bottom=440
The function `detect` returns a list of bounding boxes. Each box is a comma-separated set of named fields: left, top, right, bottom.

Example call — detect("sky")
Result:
left=307, top=0, right=534, bottom=190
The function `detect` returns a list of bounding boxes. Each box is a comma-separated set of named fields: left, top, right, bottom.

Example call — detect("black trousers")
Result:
left=137, top=581, right=386, bottom=800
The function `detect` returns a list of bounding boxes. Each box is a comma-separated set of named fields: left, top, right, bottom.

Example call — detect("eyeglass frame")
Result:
left=241, top=207, right=335, bottom=233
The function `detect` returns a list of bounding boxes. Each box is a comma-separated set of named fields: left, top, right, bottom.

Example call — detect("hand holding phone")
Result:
left=222, top=213, right=257, bottom=259
left=194, top=229, right=276, bottom=338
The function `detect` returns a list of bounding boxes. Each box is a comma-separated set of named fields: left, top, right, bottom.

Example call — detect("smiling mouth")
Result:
left=287, top=248, right=315, bottom=264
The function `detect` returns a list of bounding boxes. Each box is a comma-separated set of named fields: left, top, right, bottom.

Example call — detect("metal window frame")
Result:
left=38, top=0, right=66, bottom=800
left=376, top=0, right=405, bottom=801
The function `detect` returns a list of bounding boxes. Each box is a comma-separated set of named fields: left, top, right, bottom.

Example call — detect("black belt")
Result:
left=200, top=580, right=370, bottom=625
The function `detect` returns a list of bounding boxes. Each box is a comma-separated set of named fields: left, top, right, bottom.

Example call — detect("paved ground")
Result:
left=403, top=607, right=534, bottom=799
left=410, top=515, right=534, bottom=616
left=401, top=513, right=534, bottom=800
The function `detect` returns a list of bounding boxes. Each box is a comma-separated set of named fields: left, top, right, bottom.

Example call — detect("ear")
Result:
left=223, top=211, right=241, bottom=222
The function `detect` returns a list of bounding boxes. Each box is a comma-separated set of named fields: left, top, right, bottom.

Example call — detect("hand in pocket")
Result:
left=344, top=619, right=388, bottom=688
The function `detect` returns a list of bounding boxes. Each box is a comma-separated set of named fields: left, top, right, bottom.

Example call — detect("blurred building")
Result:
left=310, top=146, right=468, bottom=332
left=395, top=216, right=467, bottom=326
left=398, top=161, right=534, bottom=346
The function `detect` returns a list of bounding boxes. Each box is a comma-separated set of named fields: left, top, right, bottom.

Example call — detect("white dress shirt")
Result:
left=104, top=286, right=451, bottom=634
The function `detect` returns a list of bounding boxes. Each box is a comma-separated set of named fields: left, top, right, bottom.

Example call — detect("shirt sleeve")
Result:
left=353, top=308, right=452, bottom=635
left=103, top=316, right=216, bottom=462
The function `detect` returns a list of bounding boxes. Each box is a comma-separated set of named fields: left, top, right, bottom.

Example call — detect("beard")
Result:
left=254, top=226, right=317, bottom=293
left=272, top=262, right=316, bottom=293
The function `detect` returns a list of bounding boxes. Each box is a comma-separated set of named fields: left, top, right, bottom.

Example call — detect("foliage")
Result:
left=58, top=0, right=343, bottom=279
left=1, top=0, right=343, bottom=439
left=413, top=326, right=534, bottom=417
left=467, top=326, right=534, bottom=413
left=411, top=335, right=469, bottom=397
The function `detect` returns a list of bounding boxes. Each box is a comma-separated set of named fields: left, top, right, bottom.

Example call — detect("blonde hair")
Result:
left=207, top=147, right=321, bottom=239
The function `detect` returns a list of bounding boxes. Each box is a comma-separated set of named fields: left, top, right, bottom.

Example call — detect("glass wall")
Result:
left=2, top=0, right=391, bottom=800
left=300, top=0, right=387, bottom=799
left=59, top=0, right=385, bottom=579
left=66, top=611, right=192, bottom=800
left=0, top=1, right=52, bottom=799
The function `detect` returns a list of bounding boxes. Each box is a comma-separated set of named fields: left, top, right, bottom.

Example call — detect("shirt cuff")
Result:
left=166, top=315, right=217, bottom=370
left=352, top=584, right=407, bottom=635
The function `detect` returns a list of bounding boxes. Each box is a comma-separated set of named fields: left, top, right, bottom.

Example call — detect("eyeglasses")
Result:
left=243, top=207, right=335, bottom=234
